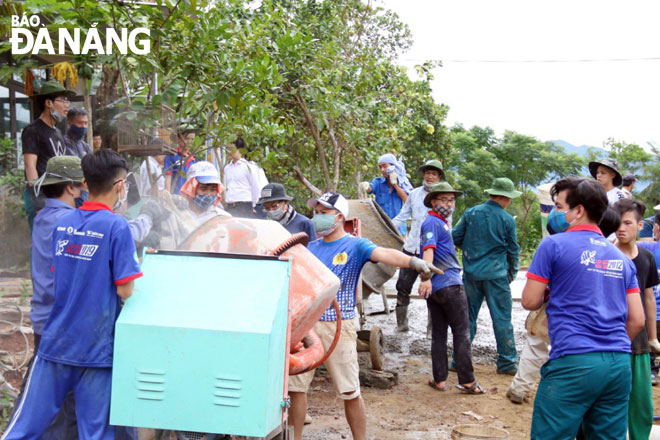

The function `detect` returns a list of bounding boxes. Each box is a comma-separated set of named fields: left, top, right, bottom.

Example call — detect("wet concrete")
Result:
left=359, top=270, right=528, bottom=369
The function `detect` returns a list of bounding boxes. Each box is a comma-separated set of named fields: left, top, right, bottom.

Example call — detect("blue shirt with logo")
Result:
left=283, top=210, right=316, bottom=241
left=39, top=202, right=142, bottom=367
left=369, top=177, right=407, bottom=235
left=164, top=153, right=195, bottom=195
left=420, top=211, right=463, bottom=292
left=527, top=224, right=639, bottom=360
left=308, top=234, right=377, bottom=321
left=637, top=241, right=660, bottom=320
left=30, top=198, right=75, bottom=335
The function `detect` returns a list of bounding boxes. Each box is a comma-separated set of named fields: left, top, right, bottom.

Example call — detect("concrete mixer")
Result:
left=110, top=217, right=341, bottom=439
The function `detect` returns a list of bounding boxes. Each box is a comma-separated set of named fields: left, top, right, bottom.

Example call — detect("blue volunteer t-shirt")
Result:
left=527, top=224, right=639, bottom=360
left=164, top=153, right=195, bottom=195
left=637, top=241, right=660, bottom=320
left=419, top=211, right=463, bottom=291
left=308, top=234, right=377, bottom=321
left=39, top=201, right=143, bottom=367
left=369, top=177, right=407, bottom=235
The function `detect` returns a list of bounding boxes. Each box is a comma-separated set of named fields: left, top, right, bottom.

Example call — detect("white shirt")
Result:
left=223, top=158, right=261, bottom=205
left=607, top=187, right=626, bottom=206
left=138, top=157, right=165, bottom=196
left=391, top=186, right=452, bottom=254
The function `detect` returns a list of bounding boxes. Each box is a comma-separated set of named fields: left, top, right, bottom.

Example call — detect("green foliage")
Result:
left=0, top=389, right=15, bottom=432
left=604, top=138, right=652, bottom=175
left=446, top=125, right=585, bottom=256
left=2, top=0, right=450, bottom=205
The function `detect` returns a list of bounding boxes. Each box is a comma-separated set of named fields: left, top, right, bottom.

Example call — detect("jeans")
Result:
left=395, top=250, right=419, bottom=307
left=427, top=285, right=475, bottom=384
left=463, top=274, right=518, bottom=371
left=531, top=352, right=631, bottom=440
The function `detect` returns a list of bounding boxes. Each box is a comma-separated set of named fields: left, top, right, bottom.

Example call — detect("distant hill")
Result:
left=551, top=140, right=607, bottom=160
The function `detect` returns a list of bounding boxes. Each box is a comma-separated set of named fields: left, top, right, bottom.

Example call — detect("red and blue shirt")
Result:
left=420, top=211, right=463, bottom=291
left=38, top=202, right=142, bottom=367
left=308, top=234, right=377, bottom=321
left=527, top=224, right=639, bottom=360
left=164, top=152, right=196, bottom=195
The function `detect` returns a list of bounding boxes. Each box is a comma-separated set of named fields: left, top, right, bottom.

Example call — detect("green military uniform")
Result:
left=452, top=178, right=521, bottom=373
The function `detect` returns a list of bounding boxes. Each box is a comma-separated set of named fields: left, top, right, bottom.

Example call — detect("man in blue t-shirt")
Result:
left=418, top=182, right=484, bottom=395
left=258, top=183, right=315, bottom=240
left=522, top=177, right=645, bottom=439
left=359, top=153, right=411, bottom=235
left=3, top=149, right=142, bottom=440
left=164, top=127, right=196, bottom=195
left=288, top=192, right=438, bottom=440
left=637, top=210, right=660, bottom=384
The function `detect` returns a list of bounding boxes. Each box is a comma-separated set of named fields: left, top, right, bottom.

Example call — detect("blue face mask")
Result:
left=68, top=125, right=87, bottom=139
left=547, top=208, right=574, bottom=233
left=194, top=194, right=216, bottom=211
left=312, top=213, right=338, bottom=236
left=75, top=189, right=88, bottom=208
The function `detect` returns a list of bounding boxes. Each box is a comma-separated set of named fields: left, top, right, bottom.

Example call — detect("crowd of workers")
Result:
left=1, top=79, right=659, bottom=440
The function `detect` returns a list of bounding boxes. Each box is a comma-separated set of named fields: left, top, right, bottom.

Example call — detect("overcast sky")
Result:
left=380, top=0, right=660, bottom=149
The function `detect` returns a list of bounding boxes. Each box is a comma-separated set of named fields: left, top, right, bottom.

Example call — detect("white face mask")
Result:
left=113, top=183, right=128, bottom=211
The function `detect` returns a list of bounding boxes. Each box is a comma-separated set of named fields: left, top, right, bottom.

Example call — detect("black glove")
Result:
left=142, top=230, right=162, bottom=249
left=140, top=201, right=170, bottom=224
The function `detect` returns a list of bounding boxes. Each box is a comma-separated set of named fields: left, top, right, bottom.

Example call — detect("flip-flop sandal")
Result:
left=427, top=380, right=447, bottom=392
left=456, top=382, right=486, bottom=395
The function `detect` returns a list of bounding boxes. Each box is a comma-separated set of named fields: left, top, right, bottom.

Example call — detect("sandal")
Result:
left=456, top=382, right=486, bottom=395
left=427, top=380, right=447, bottom=392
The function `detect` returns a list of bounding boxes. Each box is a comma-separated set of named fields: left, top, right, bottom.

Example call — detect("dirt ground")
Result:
left=3, top=274, right=660, bottom=439
left=298, top=275, right=660, bottom=439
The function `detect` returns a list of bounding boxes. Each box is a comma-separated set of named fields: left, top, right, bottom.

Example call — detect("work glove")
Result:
left=140, top=201, right=170, bottom=223
left=409, top=257, right=444, bottom=281
left=142, top=230, right=162, bottom=249
left=389, top=169, right=398, bottom=186
left=358, top=181, right=371, bottom=199
left=650, top=339, right=660, bottom=354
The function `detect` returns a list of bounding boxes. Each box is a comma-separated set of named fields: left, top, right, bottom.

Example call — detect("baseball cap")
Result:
left=186, top=161, right=221, bottom=184
left=307, top=192, right=349, bottom=218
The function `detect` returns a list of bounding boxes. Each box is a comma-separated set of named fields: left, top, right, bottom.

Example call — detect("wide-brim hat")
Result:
left=258, top=183, right=293, bottom=204
left=307, top=192, right=349, bottom=218
left=417, top=159, right=445, bottom=180
left=424, top=182, right=462, bottom=208
left=485, top=177, right=522, bottom=199
left=588, top=159, right=622, bottom=187
left=37, top=156, right=84, bottom=186
left=29, top=80, right=76, bottom=100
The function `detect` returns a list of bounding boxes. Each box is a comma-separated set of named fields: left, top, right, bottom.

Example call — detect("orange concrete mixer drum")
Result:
left=179, top=217, right=342, bottom=375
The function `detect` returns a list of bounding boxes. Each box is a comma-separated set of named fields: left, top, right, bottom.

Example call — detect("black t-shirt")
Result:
left=631, top=246, right=660, bottom=354
left=21, top=118, right=67, bottom=177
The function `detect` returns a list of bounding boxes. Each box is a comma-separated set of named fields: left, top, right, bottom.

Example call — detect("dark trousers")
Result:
left=224, top=201, right=254, bottom=218
left=464, top=274, right=518, bottom=371
left=395, top=249, right=419, bottom=307
left=12, top=335, right=137, bottom=440
left=651, top=320, right=660, bottom=375
left=427, top=284, right=475, bottom=384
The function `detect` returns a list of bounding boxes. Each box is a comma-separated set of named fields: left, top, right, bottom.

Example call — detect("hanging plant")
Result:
left=52, top=62, right=79, bottom=88
left=24, top=69, right=34, bottom=96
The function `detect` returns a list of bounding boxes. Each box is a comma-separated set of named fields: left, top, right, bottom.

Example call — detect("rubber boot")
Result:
left=426, top=307, right=433, bottom=339
left=396, top=306, right=409, bottom=332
